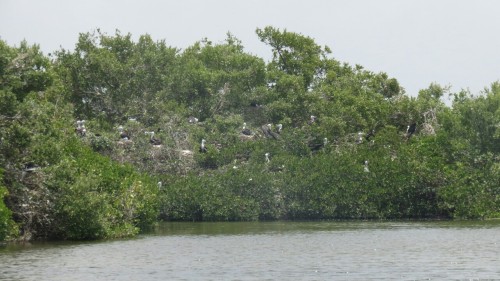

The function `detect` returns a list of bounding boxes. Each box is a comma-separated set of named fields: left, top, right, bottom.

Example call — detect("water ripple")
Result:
left=1, top=221, right=499, bottom=280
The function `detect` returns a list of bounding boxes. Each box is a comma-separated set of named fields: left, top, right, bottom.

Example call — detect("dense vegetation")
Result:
left=1, top=27, right=499, bottom=241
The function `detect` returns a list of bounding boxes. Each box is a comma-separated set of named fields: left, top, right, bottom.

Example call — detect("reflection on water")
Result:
left=1, top=221, right=499, bottom=280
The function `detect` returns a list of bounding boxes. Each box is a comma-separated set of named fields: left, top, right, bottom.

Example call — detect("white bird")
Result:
left=75, top=120, right=86, bottom=136
left=308, top=115, right=317, bottom=124
left=78, top=120, right=86, bottom=128
left=199, top=139, right=208, bottom=153
left=261, top=124, right=279, bottom=139
left=356, top=132, right=363, bottom=144
left=79, top=125, right=87, bottom=137
left=265, top=152, right=270, bottom=163
left=364, top=160, right=370, bottom=173
left=276, top=124, right=283, bottom=134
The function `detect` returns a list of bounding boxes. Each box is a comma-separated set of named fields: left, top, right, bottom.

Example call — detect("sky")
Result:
left=1, top=0, right=500, bottom=99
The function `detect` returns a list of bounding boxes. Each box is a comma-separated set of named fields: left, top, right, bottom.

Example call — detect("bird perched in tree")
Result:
left=21, top=162, right=40, bottom=180
left=24, top=162, right=40, bottom=172
left=308, top=115, right=317, bottom=125
left=309, top=137, right=328, bottom=151
left=365, top=129, right=376, bottom=141
left=79, top=125, right=87, bottom=137
left=250, top=101, right=262, bottom=108
left=405, top=123, right=417, bottom=139
left=145, top=131, right=162, bottom=145
left=118, top=126, right=130, bottom=140
left=241, top=123, right=252, bottom=136
left=199, top=139, right=208, bottom=153
left=355, top=132, right=363, bottom=144
left=276, top=124, right=283, bottom=134
left=364, top=160, right=370, bottom=173
left=75, top=120, right=86, bottom=137
left=261, top=124, right=279, bottom=139
left=265, top=152, right=270, bottom=163
left=188, top=116, right=199, bottom=124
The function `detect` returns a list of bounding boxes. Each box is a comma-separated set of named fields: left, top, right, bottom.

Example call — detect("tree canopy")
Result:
left=0, top=27, right=498, bottom=241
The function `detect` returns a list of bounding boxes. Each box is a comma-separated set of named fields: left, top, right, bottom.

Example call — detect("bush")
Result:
left=45, top=140, right=159, bottom=240
left=0, top=171, right=18, bottom=241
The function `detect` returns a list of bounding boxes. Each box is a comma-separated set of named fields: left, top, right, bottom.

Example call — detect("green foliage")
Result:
left=55, top=30, right=179, bottom=122
left=1, top=27, right=499, bottom=241
left=45, top=139, right=159, bottom=240
left=439, top=155, right=499, bottom=219
left=0, top=39, right=159, bottom=241
left=256, top=26, right=329, bottom=90
left=0, top=170, right=18, bottom=241
left=172, top=35, right=266, bottom=120
left=0, top=40, right=54, bottom=101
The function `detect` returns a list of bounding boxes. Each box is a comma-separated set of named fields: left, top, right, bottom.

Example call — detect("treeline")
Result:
left=1, top=27, right=499, bottom=241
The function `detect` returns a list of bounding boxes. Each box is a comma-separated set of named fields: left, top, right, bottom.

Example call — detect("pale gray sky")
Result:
left=1, top=0, right=500, bottom=98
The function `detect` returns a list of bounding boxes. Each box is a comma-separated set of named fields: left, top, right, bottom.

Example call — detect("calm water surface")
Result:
left=1, top=221, right=499, bottom=280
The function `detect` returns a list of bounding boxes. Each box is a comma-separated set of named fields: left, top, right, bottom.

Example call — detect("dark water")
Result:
left=1, top=221, right=499, bottom=280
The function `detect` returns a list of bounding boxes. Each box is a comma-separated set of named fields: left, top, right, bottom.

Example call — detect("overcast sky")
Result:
left=1, top=0, right=500, bottom=99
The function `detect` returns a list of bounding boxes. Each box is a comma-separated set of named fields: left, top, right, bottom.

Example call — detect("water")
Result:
left=1, top=221, right=499, bottom=280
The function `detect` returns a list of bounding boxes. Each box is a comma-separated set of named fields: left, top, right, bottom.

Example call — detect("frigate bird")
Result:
left=250, top=101, right=262, bottom=107
left=276, top=124, right=283, bottom=134
left=199, top=139, right=208, bottom=153
left=365, top=129, right=376, bottom=141
left=145, top=131, right=162, bottom=145
left=21, top=162, right=40, bottom=180
left=406, top=123, right=417, bottom=139
left=261, top=124, right=279, bottom=139
left=241, top=123, right=252, bottom=135
left=309, top=137, right=328, bottom=151
left=24, top=162, right=40, bottom=172
left=118, top=126, right=130, bottom=140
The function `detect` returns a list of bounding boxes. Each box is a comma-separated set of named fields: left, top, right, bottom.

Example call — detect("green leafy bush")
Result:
left=0, top=171, right=18, bottom=241
left=2, top=28, right=500, bottom=242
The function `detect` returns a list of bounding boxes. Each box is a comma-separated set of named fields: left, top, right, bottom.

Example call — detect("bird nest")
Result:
left=420, top=109, right=439, bottom=136
left=420, top=123, right=436, bottom=136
